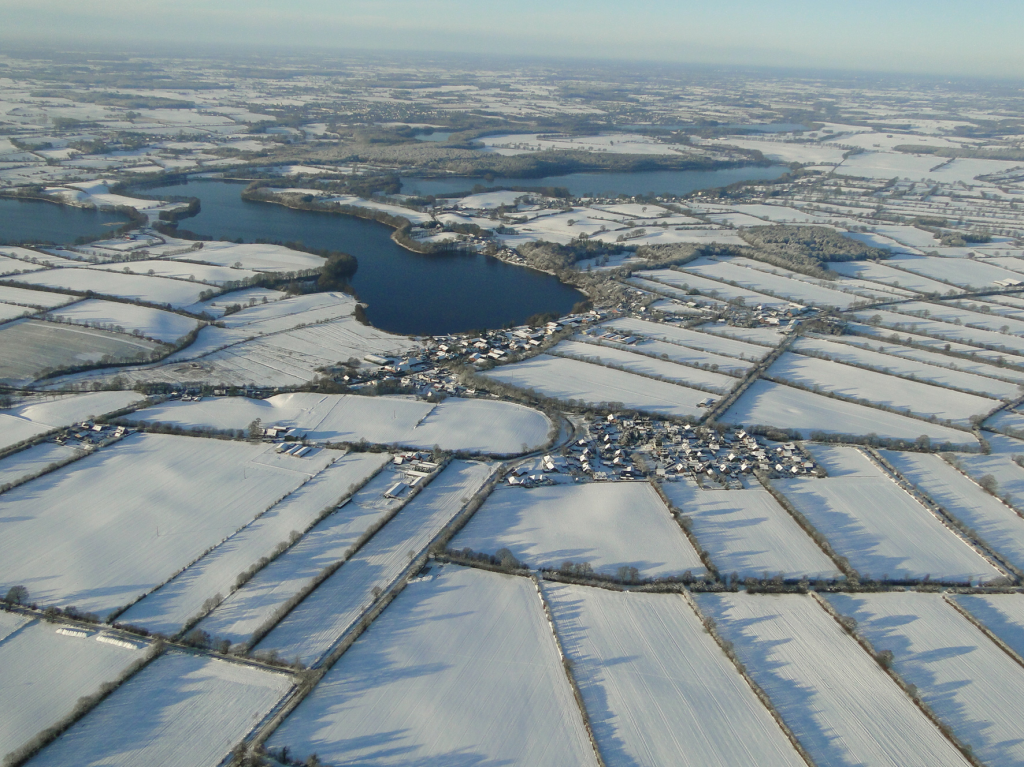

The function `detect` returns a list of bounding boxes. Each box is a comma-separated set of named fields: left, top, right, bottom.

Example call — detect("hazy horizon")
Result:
left=2, top=0, right=1023, bottom=81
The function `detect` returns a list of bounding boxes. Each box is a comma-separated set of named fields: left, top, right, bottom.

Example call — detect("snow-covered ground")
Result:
left=198, top=467, right=409, bottom=644
left=662, top=480, right=842, bottom=580
left=955, top=594, right=1024, bottom=659
left=793, top=336, right=1021, bottom=399
left=774, top=471, right=1000, bottom=582
left=768, top=352, right=999, bottom=427
left=131, top=393, right=552, bottom=454
left=45, top=298, right=200, bottom=344
left=0, top=390, right=146, bottom=451
left=117, top=452, right=388, bottom=635
left=722, top=379, right=975, bottom=444
left=453, top=483, right=706, bottom=578
left=829, top=591, right=1024, bottom=767
left=0, top=440, right=83, bottom=488
left=598, top=316, right=771, bottom=360
left=83, top=259, right=259, bottom=286
left=164, top=240, right=327, bottom=272
left=0, top=618, right=146, bottom=759
left=6, top=269, right=208, bottom=308
left=545, top=583, right=805, bottom=767
left=482, top=354, right=708, bottom=418
left=0, top=284, right=79, bottom=309
left=0, top=433, right=332, bottom=615
left=257, top=460, right=496, bottom=665
left=268, top=565, right=595, bottom=767
left=551, top=338, right=739, bottom=394
left=28, top=652, right=292, bottom=767
left=698, top=593, right=972, bottom=767
left=880, top=450, right=1024, bottom=573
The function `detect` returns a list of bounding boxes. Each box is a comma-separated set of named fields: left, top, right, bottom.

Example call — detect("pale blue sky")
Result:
left=3, top=0, right=1022, bottom=79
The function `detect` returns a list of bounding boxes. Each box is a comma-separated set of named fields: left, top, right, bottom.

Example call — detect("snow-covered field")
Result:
left=824, top=333, right=1024, bottom=384
left=829, top=592, right=1024, bottom=767
left=774, top=472, right=1000, bottom=582
left=84, top=259, right=259, bottom=286
left=453, top=483, right=705, bottom=578
left=722, top=379, right=974, bottom=444
left=598, top=316, right=771, bottom=360
left=46, top=298, right=200, bottom=343
left=0, top=284, right=79, bottom=309
left=589, top=334, right=751, bottom=375
left=793, top=336, right=1021, bottom=399
left=0, top=440, right=82, bottom=488
left=830, top=260, right=965, bottom=294
left=0, top=390, right=145, bottom=451
left=552, top=339, right=739, bottom=393
left=0, top=433, right=333, bottom=615
left=880, top=450, right=1024, bottom=573
left=482, top=354, right=707, bottom=418
left=635, top=268, right=784, bottom=307
left=198, top=467, right=409, bottom=644
left=28, top=652, right=292, bottom=767
left=679, top=259, right=871, bottom=308
left=661, top=480, right=842, bottom=580
left=6, top=269, right=208, bottom=308
left=257, top=460, right=496, bottom=664
left=698, top=593, right=972, bottom=767
left=0, top=319, right=162, bottom=385
left=544, top=583, right=805, bottom=767
left=165, top=240, right=327, bottom=272
left=131, top=393, right=551, bottom=454
left=117, top=452, right=388, bottom=635
left=0, top=618, right=145, bottom=760
left=768, top=352, right=999, bottom=426
left=268, top=566, right=594, bottom=767
left=0, top=301, right=33, bottom=322
left=955, top=594, right=1024, bottom=658
left=851, top=308, right=1024, bottom=357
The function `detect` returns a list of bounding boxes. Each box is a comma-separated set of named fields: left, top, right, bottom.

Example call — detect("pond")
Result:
left=398, top=164, right=789, bottom=198
left=0, top=197, right=131, bottom=245
left=139, top=180, right=584, bottom=336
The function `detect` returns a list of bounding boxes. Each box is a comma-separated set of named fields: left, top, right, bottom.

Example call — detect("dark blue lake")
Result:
left=139, top=180, right=584, bottom=336
left=399, top=165, right=788, bottom=198
left=0, top=197, right=131, bottom=245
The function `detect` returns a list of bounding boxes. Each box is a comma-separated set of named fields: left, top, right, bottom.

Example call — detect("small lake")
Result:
left=139, top=180, right=584, bottom=336
left=399, top=165, right=788, bottom=198
left=0, top=197, right=131, bottom=245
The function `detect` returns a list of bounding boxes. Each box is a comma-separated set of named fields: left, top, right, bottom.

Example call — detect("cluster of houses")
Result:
left=54, top=422, right=128, bottom=449
left=385, top=453, right=443, bottom=498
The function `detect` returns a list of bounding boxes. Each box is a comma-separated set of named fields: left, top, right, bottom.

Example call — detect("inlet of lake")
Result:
left=141, top=180, right=584, bottom=336
left=0, top=197, right=131, bottom=245
left=2, top=165, right=785, bottom=336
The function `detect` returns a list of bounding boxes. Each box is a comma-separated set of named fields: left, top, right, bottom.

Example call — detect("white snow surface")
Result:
left=880, top=450, right=1024, bottom=573
left=258, top=460, right=496, bottom=664
left=955, top=594, right=1024, bottom=659
left=7, top=269, right=208, bottom=308
left=0, top=441, right=83, bottom=488
left=268, top=566, right=595, bottom=767
left=698, top=593, right=972, bottom=767
left=198, top=467, right=408, bottom=644
left=545, top=583, right=806, bottom=767
left=131, top=393, right=551, bottom=454
left=118, top=452, right=388, bottom=635
left=482, top=354, right=707, bottom=418
left=28, top=652, right=292, bottom=767
left=829, top=591, right=1024, bottom=767
left=662, top=480, right=841, bottom=579
left=774, top=472, right=1000, bottom=582
left=0, top=620, right=145, bottom=760
left=46, top=299, right=200, bottom=343
left=0, top=433, right=332, bottom=615
left=453, top=482, right=706, bottom=578
left=722, top=379, right=974, bottom=444
left=768, top=351, right=999, bottom=427
left=599, top=316, right=772, bottom=360
left=0, top=391, right=145, bottom=451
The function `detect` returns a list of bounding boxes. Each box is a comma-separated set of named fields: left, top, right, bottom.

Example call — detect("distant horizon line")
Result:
left=2, top=37, right=1022, bottom=87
